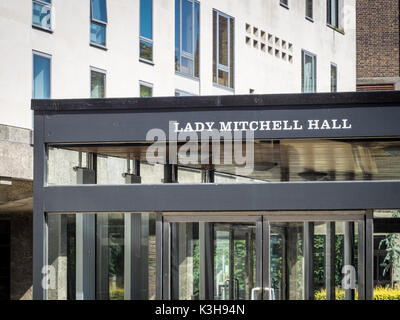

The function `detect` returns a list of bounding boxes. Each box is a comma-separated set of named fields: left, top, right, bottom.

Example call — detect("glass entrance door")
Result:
left=163, top=216, right=263, bottom=300
left=163, top=212, right=366, bottom=300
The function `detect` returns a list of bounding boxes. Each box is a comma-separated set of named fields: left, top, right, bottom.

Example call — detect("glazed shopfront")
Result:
left=32, top=91, right=400, bottom=300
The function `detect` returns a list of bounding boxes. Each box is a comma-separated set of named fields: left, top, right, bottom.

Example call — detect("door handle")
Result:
left=263, top=287, right=275, bottom=300
left=251, top=287, right=262, bottom=300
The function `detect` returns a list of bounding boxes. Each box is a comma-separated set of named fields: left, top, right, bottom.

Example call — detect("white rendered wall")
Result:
left=0, top=0, right=356, bottom=129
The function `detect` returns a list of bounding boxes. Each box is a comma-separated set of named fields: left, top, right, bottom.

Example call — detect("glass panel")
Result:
left=140, top=84, right=153, bottom=97
left=171, top=222, right=256, bottom=300
left=303, top=52, right=315, bottom=93
left=48, top=138, right=400, bottom=185
left=331, top=64, right=337, bottom=92
left=91, top=0, right=107, bottom=22
left=181, top=56, right=194, bottom=75
left=47, top=212, right=156, bottom=300
left=212, top=11, right=217, bottom=83
left=175, top=0, right=181, bottom=72
left=218, top=15, right=228, bottom=67
left=306, top=0, right=313, bottom=19
left=91, top=70, right=105, bottom=98
left=194, top=2, right=200, bottom=77
left=33, top=2, right=51, bottom=29
left=140, top=0, right=152, bottom=39
left=218, top=69, right=229, bottom=87
left=182, top=0, right=193, bottom=54
left=33, top=54, right=50, bottom=99
left=270, top=222, right=304, bottom=300
left=229, top=18, right=234, bottom=88
left=90, top=22, right=106, bottom=46
left=140, top=39, right=153, bottom=61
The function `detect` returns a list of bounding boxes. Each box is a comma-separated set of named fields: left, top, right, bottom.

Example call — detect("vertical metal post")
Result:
left=75, top=164, right=96, bottom=300
left=199, top=168, right=215, bottom=300
left=358, top=218, right=366, bottom=300
left=124, top=159, right=146, bottom=300
left=365, top=210, right=374, bottom=300
left=262, top=219, right=270, bottom=300
left=344, top=221, right=355, bottom=300
left=326, top=222, right=336, bottom=300
left=33, top=114, right=47, bottom=300
left=96, top=213, right=109, bottom=300
left=155, top=213, right=163, bottom=300
left=304, top=222, right=314, bottom=300
left=162, top=221, right=171, bottom=299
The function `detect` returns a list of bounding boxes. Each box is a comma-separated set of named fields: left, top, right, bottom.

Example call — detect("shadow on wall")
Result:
left=10, top=212, right=33, bottom=300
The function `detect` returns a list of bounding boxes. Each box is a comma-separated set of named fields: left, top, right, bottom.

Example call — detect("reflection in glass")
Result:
left=33, top=53, right=51, bottom=99
left=91, top=70, right=105, bottom=98
left=33, top=2, right=51, bottom=30
left=90, top=22, right=106, bottom=46
left=47, top=213, right=156, bottom=300
left=140, top=84, right=153, bottom=97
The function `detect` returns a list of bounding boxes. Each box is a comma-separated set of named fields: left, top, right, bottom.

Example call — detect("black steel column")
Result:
left=344, top=221, right=355, bottom=300
left=75, top=154, right=96, bottom=300
left=326, top=222, right=336, bottom=300
left=304, top=222, right=314, bottom=300
left=365, top=211, right=374, bottom=300
left=358, top=218, right=366, bottom=300
left=155, top=213, right=163, bottom=300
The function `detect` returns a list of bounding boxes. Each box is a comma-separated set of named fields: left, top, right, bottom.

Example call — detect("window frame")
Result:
left=330, top=63, right=338, bottom=93
left=213, top=9, right=235, bottom=90
left=301, top=50, right=317, bottom=93
left=90, top=0, right=108, bottom=48
left=280, top=0, right=289, bottom=9
left=327, top=0, right=339, bottom=29
left=139, top=0, right=154, bottom=64
left=90, top=66, right=107, bottom=98
left=32, top=50, right=52, bottom=99
left=305, top=0, right=313, bottom=22
left=175, top=89, right=195, bottom=96
left=175, top=0, right=200, bottom=79
left=32, top=0, right=52, bottom=32
left=139, top=81, right=153, bottom=98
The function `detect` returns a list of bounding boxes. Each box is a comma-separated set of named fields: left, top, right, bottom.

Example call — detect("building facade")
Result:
left=356, top=0, right=400, bottom=90
left=0, top=0, right=356, bottom=300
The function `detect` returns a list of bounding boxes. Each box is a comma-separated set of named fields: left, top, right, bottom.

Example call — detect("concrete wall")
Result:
left=0, top=0, right=356, bottom=130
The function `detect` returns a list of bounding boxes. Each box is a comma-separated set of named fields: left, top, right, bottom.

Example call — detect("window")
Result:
left=91, top=68, right=106, bottom=98
left=175, top=0, right=200, bottom=77
left=280, top=0, right=289, bottom=8
left=175, top=89, right=195, bottom=96
left=140, top=0, right=153, bottom=62
left=331, top=63, right=337, bottom=92
left=306, top=0, right=313, bottom=21
left=327, top=0, right=339, bottom=28
left=32, top=0, right=52, bottom=31
left=33, top=52, right=51, bottom=99
left=90, top=0, right=107, bottom=47
left=301, top=50, right=316, bottom=93
left=140, top=82, right=153, bottom=97
left=213, top=10, right=234, bottom=89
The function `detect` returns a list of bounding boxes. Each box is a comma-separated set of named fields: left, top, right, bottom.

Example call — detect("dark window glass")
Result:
left=306, top=0, right=313, bottom=20
left=33, top=53, right=51, bottom=99
left=327, top=0, right=339, bottom=28
left=331, top=64, right=337, bottom=92
left=213, top=10, right=234, bottom=89
left=175, top=0, right=200, bottom=77
left=91, top=0, right=107, bottom=46
left=140, top=0, right=153, bottom=62
left=280, top=0, right=288, bottom=8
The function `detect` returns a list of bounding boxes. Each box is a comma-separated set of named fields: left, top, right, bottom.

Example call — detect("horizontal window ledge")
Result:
left=90, top=42, right=108, bottom=51
left=306, top=16, right=314, bottom=23
left=139, top=58, right=154, bottom=66
left=280, top=3, right=289, bottom=9
left=212, top=83, right=235, bottom=92
left=327, top=24, right=345, bottom=35
left=32, top=24, right=53, bottom=34
left=175, top=71, right=200, bottom=81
